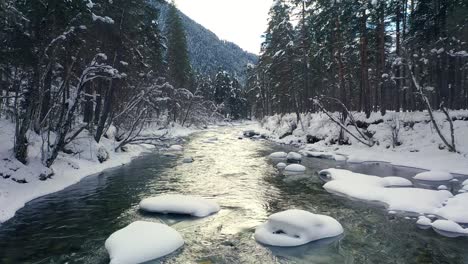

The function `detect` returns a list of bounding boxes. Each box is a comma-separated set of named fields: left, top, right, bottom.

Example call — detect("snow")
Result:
left=92, top=13, right=115, bottom=24
left=139, top=194, right=220, bottom=217
left=276, top=162, right=287, bottom=169
left=431, top=220, right=468, bottom=236
left=269, top=152, right=287, bottom=159
left=286, top=152, right=302, bottom=162
left=414, top=170, right=453, bottom=181
left=254, top=209, right=343, bottom=247
left=416, top=216, right=432, bottom=226
left=105, top=221, right=184, bottom=264
left=434, top=193, right=468, bottom=224
left=0, top=119, right=198, bottom=223
left=284, top=164, right=306, bottom=173
left=463, top=179, right=468, bottom=186
left=320, top=169, right=453, bottom=215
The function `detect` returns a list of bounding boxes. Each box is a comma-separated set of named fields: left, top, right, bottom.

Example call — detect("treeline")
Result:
left=0, top=0, right=247, bottom=168
left=246, top=0, right=468, bottom=118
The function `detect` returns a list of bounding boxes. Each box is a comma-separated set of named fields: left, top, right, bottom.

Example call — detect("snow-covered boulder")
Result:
left=435, top=193, right=468, bottom=224
left=105, top=221, right=184, bottom=264
left=97, top=146, right=110, bottom=163
left=463, top=179, right=468, bottom=186
left=269, top=152, right=287, bottom=159
left=286, top=152, right=302, bottom=163
left=319, top=169, right=412, bottom=187
left=182, top=157, right=194, bottom=163
left=276, top=162, right=287, bottom=170
left=302, top=151, right=346, bottom=161
left=254, top=209, right=343, bottom=247
left=139, top=195, right=220, bottom=217
left=437, top=185, right=448, bottom=190
left=416, top=216, right=432, bottom=226
left=284, top=164, right=306, bottom=174
left=431, top=220, right=468, bottom=237
left=168, top=145, right=184, bottom=151
left=413, top=170, right=453, bottom=181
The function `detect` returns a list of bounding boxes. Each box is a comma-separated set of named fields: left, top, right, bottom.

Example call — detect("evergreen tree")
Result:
left=166, top=2, right=193, bottom=90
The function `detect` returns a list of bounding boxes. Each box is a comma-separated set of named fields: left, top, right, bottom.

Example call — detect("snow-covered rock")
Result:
left=416, top=216, right=432, bottom=226
left=168, top=145, right=184, bottom=151
left=276, top=162, right=287, bottom=169
left=139, top=194, right=220, bottom=217
left=431, top=220, right=468, bottom=237
left=286, top=152, right=302, bottom=162
left=284, top=164, right=306, bottom=174
left=301, top=151, right=346, bottom=161
left=105, top=221, right=184, bottom=264
left=269, top=152, right=288, bottom=159
left=463, top=179, right=468, bottom=186
left=254, top=209, right=343, bottom=247
left=435, top=193, right=468, bottom=224
left=437, top=185, right=448, bottom=190
left=319, top=169, right=412, bottom=187
left=320, top=169, right=452, bottom=215
left=413, top=170, right=453, bottom=181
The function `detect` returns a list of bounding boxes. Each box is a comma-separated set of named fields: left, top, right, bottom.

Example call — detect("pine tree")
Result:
left=166, top=2, right=193, bottom=90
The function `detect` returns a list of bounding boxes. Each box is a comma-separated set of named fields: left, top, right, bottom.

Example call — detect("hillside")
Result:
left=152, top=0, right=258, bottom=82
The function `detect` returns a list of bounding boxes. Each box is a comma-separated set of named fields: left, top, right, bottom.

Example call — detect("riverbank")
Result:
left=245, top=110, right=468, bottom=175
left=0, top=119, right=197, bottom=223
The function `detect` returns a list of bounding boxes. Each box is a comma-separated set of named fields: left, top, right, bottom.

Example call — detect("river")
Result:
left=0, top=125, right=467, bottom=264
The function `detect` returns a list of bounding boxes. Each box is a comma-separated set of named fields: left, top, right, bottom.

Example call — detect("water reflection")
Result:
left=0, top=125, right=467, bottom=263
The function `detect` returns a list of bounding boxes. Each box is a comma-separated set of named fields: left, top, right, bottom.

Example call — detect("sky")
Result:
left=174, top=0, right=273, bottom=54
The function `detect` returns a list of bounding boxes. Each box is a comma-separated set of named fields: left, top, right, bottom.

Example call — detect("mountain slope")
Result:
left=152, top=0, right=258, bottom=82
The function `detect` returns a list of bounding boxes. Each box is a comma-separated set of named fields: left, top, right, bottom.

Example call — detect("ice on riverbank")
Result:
left=320, top=169, right=452, bottom=215
left=300, top=150, right=346, bottom=161
left=254, top=209, right=343, bottom=247
left=105, top=221, right=184, bottom=264
left=414, top=170, right=453, bottom=181
left=139, top=194, right=220, bottom=217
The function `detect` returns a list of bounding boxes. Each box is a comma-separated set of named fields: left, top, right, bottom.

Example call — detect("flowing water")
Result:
left=0, top=125, right=467, bottom=264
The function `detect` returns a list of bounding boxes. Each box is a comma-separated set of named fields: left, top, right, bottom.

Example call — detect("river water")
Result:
left=0, top=125, right=467, bottom=264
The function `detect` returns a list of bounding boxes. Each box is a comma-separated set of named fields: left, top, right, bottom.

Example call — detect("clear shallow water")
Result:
left=0, top=125, right=467, bottom=264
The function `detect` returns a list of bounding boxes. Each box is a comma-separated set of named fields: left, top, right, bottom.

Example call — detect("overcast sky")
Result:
left=175, top=0, right=273, bottom=54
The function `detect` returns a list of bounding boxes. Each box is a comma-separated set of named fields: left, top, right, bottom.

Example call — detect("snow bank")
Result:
left=269, top=152, right=287, bottom=159
left=254, top=209, right=343, bottom=247
left=139, top=194, right=220, bottom=217
left=435, top=193, right=468, bottom=224
left=320, top=169, right=452, bottom=215
left=414, top=170, right=453, bottom=181
left=105, top=221, right=184, bottom=264
left=248, top=110, right=468, bottom=175
left=431, top=220, right=468, bottom=237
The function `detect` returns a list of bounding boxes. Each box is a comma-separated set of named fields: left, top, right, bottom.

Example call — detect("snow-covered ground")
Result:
left=0, top=119, right=197, bottom=223
left=247, top=110, right=468, bottom=175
